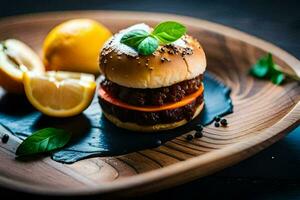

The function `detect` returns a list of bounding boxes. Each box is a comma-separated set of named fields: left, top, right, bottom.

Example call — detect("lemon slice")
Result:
left=0, top=39, right=44, bottom=93
left=23, top=71, right=96, bottom=117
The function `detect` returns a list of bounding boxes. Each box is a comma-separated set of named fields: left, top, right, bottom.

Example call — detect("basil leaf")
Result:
left=16, top=128, right=71, bottom=157
left=271, top=73, right=285, bottom=85
left=120, top=29, right=149, bottom=49
left=250, top=53, right=286, bottom=85
left=152, top=21, right=186, bottom=44
left=120, top=21, right=187, bottom=55
left=250, top=53, right=273, bottom=78
left=270, top=64, right=285, bottom=85
left=267, top=53, right=274, bottom=67
left=250, top=62, right=269, bottom=78
left=137, top=36, right=159, bottom=55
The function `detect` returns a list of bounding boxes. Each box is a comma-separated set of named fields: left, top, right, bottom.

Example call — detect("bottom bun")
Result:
left=102, top=102, right=204, bottom=132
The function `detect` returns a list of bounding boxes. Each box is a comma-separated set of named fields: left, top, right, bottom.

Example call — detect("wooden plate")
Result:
left=0, top=11, right=299, bottom=197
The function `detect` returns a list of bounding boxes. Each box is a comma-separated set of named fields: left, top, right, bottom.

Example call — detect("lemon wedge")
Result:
left=23, top=71, right=96, bottom=117
left=0, top=39, right=44, bottom=93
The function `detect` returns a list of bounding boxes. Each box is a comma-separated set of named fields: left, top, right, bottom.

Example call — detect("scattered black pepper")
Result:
left=214, top=122, right=220, bottom=127
left=195, top=124, right=203, bottom=132
left=156, top=140, right=162, bottom=146
left=186, top=134, right=193, bottom=141
left=214, top=116, right=221, bottom=122
left=194, top=131, right=203, bottom=138
left=1, top=134, right=9, bottom=143
left=221, top=119, right=228, bottom=127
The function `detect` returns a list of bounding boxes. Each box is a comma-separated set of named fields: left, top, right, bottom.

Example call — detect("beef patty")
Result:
left=100, top=74, right=203, bottom=106
left=99, top=94, right=203, bottom=126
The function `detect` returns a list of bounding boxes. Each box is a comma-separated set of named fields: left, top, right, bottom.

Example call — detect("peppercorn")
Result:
left=156, top=140, right=162, bottom=146
left=1, top=134, right=9, bottom=143
left=221, top=119, right=228, bottom=127
left=194, top=131, right=203, bottom=138
left=186, top=134, right=193, bottom=141
left=195, top=124, right=203, bottom=132
left=214, top=116, right=221, bottom=122
left=214, top=122, right=220, bottom=127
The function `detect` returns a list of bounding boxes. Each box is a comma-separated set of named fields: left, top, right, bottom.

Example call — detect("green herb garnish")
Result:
left=250, top=53, right=300, bottom=85
left=16, top=128, right=71, bottom=157
left=250, top=53, right=285, bottom=85
left=152, top=21, right=187, bottom=44
left=120, top=21, right=187, bottom=55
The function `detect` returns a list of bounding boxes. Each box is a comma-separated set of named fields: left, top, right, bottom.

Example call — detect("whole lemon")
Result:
left=43, top=19, right=112, bottom=74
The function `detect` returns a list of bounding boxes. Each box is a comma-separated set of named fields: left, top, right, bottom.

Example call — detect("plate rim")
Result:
left=0, top=10, right=299, bottom=196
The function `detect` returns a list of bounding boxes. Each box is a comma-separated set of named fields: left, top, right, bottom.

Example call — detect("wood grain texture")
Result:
left=0, top=11, right=299, bottom=197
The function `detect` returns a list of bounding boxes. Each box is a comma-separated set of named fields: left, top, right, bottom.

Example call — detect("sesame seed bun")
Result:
left=102, top=102, right=204, bottom=132
left=99, top=23, right=206, bottom=88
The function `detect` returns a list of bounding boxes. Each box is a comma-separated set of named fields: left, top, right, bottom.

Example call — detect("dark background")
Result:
left=0, top=0, right=300, bottom=199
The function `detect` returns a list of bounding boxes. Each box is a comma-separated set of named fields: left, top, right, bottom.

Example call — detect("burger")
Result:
left=98, top=22, right=206, bottom=132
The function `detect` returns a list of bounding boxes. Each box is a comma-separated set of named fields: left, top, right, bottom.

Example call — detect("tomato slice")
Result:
left=99, top=85, right=204, bottom=112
